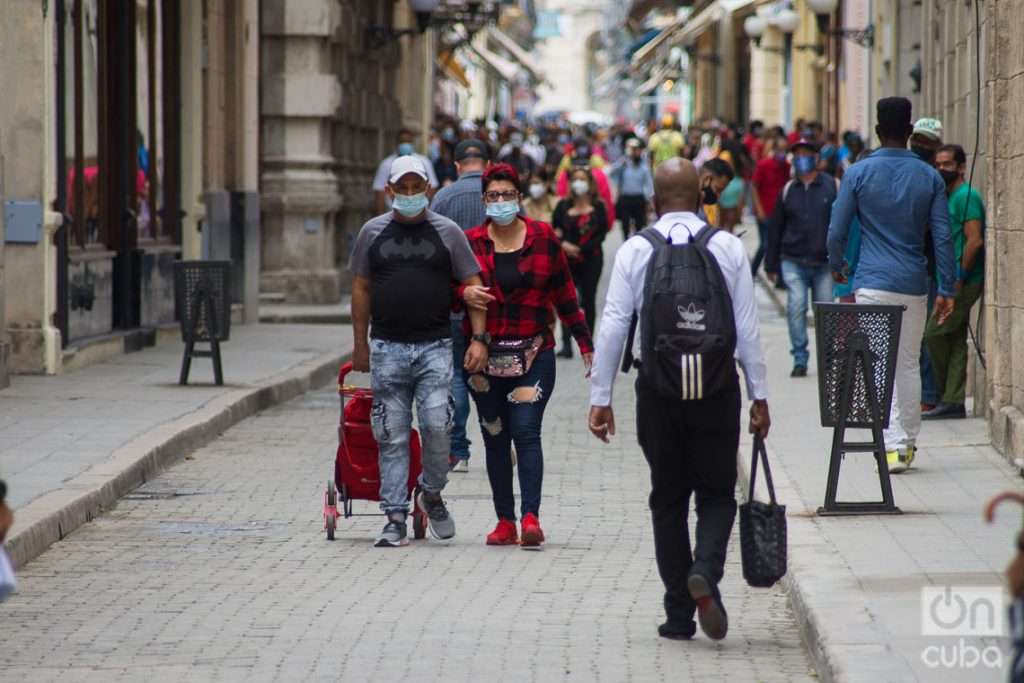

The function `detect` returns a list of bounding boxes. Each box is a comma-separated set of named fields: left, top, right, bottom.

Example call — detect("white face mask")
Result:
left=571, top=180, right=590, bottom=196
left=529, top=183, right=546, bottom=200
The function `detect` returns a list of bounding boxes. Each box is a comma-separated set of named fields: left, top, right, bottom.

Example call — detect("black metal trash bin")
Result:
left=174, top=260, right=232, bottom=385
left=813, top=302, right=904, bottom=515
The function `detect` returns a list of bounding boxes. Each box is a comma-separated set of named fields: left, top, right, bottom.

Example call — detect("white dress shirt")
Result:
left=590, top=211, right=768, bottom=406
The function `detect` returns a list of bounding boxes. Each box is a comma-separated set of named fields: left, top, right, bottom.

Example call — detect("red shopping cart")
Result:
left=323, top=362, right=426, bottom=540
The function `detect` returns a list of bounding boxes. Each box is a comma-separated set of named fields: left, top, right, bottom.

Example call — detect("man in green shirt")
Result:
left=923, top=144, right=985, bottom=419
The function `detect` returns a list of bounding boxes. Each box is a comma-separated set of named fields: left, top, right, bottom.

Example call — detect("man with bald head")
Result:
left=589, top=158, right=770, bottom=642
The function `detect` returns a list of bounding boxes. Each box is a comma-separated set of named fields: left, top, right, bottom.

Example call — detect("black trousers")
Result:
left=562, top=255, right=603, bottom=350
left=616, top=194, right=647, bottom=240
left=635, top=378, right=741, bottom=621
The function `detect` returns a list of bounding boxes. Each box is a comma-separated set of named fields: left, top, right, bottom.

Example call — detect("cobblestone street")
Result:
left=3, top=341, right=815, bottom=682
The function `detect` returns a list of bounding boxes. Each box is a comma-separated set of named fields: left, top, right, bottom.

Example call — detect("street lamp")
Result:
left=771, top=8, right=801, bottom=36
left=743, top=15, right=767, bottom=48
left=806, top=0, right=875, bottom=48
left=366, top=0, right=441, bottom=50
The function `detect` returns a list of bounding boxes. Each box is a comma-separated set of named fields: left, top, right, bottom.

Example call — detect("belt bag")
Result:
left=486, top=335, right=543, bottom=378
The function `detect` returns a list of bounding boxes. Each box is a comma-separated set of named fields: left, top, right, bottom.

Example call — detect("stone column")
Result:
left=260, top=0, right=344, bottom=304
left=985, top=0, right=1024, bottom=458
left=331, top=0, right=405, bottom=289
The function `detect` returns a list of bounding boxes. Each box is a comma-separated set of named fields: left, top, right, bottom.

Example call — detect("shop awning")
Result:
left=437, top=51, right=470, bottom=89
left=467, top=41, right=521, bottom=83
left=630, top=17, right=687, bottom=69
left=675, top=0, right=746, bottom=47
left=487, top=27, right=546, bottom=84
left=635, top=63, right=677, bottom=94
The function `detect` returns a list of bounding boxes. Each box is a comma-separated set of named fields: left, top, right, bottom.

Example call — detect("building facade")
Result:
left=0, top=0, right=260, bottom=379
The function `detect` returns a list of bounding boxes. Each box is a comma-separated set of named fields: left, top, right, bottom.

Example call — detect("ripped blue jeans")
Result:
left=464, top=349, right=555, bottom=521
left=370, top=338, right=454, bottom=514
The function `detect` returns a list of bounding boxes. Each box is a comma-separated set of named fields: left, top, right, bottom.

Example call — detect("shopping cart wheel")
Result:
left=326, top=480, right=337, bottom=541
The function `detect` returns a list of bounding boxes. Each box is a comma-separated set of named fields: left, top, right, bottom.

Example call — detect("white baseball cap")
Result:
left=388, top=155, right=429, bottom=184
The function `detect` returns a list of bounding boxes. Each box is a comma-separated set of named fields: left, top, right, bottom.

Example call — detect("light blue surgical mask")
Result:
left=794, top=155, right=817, bottom=176
left=486, top=200, right=519, bottom=225
left=397, top=142, right=415, bottom=156
left=393, top=192, right=428, bottom=217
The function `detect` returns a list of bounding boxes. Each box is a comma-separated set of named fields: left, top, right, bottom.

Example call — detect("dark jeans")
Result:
left=562, top=255, right=602, bottom=350
left=450, top=319, right=471, bottom=460
left=920, top=280, right=939, bottom=406
left=465, top=349, right=556, bottom=520
left=616, top=194, right=647, bottom=240
left=636, top=378, right=741, bottom=622
left=750, top=220, right=768, bottom=276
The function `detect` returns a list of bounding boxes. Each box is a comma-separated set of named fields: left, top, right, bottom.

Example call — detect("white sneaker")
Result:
left=451, top=459, right=469, bottom=473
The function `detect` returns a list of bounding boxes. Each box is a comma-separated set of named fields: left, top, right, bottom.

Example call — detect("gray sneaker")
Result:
left=416, top=489, right=455, bottom=540
left=374, top=513, right=408, bottom=548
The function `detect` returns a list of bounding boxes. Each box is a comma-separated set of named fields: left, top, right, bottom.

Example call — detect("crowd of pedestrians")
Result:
left=352, top=97, right=985, bottom=641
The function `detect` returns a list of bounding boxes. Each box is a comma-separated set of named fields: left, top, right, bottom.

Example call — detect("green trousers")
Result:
left=923, top=280, right=983, bottom=406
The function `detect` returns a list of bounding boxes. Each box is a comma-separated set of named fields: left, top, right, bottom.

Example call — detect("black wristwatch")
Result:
left=471, top=332, right=492, bottom=345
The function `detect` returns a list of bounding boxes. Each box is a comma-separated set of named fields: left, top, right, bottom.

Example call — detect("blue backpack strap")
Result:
left=637, top=226, right=666, bottom=249
left=692, top=222, right=717, bottom=249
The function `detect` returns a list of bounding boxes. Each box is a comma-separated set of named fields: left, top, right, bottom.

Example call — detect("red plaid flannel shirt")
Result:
left=460, top=216, right=593, bottom=354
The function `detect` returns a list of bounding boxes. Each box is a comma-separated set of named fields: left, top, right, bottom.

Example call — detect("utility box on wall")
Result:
left=203, top=190, right=260, bottom=324
left=4, top=200, right=42, bottom=244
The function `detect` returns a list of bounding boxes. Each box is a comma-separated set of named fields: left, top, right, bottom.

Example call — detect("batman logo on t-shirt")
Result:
left=378, top=236, right=437, bottom=261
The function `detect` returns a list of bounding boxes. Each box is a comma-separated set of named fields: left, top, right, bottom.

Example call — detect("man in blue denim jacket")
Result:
left=827, top=97, right=956, bottom=474
left=350, top=156, right=488, bottom=547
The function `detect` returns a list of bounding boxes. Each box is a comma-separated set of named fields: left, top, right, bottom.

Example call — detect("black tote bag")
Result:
left=739, top=436, right=788, bottom=588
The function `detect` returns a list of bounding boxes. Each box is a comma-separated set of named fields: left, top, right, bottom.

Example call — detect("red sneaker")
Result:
left=520, top=513, right=545, bottom=548
left=486, top=519, right=519, bottom=546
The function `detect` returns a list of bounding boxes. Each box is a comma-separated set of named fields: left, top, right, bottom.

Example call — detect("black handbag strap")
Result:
left=748, top=436, right=778, bottom=505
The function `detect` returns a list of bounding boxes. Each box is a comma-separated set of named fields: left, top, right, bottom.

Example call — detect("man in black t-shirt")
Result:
left=349, top=156, right=488, bottom=548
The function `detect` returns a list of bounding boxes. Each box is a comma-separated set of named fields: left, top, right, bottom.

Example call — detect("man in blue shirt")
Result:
left=609, top=138, right=655, bottom=240
left=431, top=139, right=492, bottom=473
left=827, top=97, right=956, bottom=474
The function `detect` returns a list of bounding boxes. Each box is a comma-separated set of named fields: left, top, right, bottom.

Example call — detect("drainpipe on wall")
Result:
left=41, top=1, right=63, bottom=374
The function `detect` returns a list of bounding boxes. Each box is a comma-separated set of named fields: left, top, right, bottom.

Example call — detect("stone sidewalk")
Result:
left=743, top=229, right=1018, bottom=682
left=2, top=374, right=815, bottom=682
left=1, top=323, right=352, bottom=569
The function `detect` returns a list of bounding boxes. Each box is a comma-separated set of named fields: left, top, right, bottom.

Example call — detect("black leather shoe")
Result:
left=687, top=573, right=728, bottom=640
left=556, top=347, right=574, bottom=359
left=658, top=619, right=697, bottom=640
left=922, top=403, right=966, bottom=420
left=790, top=365, right=808, bottom=378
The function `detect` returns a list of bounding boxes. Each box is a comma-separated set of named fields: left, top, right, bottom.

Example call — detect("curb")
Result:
left=736, top=438, right=841, bottom=683
left=5, top=348, right=350, bottom=571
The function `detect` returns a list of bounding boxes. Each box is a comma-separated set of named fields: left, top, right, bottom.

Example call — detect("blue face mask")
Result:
left=397, top=142, right=415, bottom=156
left=794, top=155, right=817, bottom=176
left=392, top=192, right=428, bottom=217
left=486, top=200, right=519, bottom=225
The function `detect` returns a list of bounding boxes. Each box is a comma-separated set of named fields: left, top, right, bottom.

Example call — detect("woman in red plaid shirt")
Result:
left=460, top=163, right=593, bottom=548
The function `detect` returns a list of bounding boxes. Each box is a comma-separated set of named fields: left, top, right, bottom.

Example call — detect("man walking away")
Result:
left=648, top=114, right=685, bottom=166
left=588, top=158, right=770, bottom=642
left=923, top=144, right=985, bottom=420
left=764, top=138, right=838, bottom=378
left=431, top=139, right=493, bottom=473
left=610, top=138, right=654, bottom=240
left=750, top=136, right=790, bottom=277
left=827, top=97, right=956, bottom=474
left=372, top=128, right=440, bottom=215
left=350, top=156, right=488, bottom=547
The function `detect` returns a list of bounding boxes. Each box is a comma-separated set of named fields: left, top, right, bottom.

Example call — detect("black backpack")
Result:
left=623, top=224, right=738, bottom=400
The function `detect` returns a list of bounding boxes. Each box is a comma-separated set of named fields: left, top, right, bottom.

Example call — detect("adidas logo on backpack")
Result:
left=629, top=224, right=738, bottom=401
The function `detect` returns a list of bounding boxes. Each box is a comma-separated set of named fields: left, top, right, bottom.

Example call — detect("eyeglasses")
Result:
left=484, top=191, right=519, bottom=202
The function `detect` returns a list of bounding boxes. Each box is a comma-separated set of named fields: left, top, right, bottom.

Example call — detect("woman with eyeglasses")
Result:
left=550, top=164, right=609, bottom=359
left=458, top=163, right=593, bottom=548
